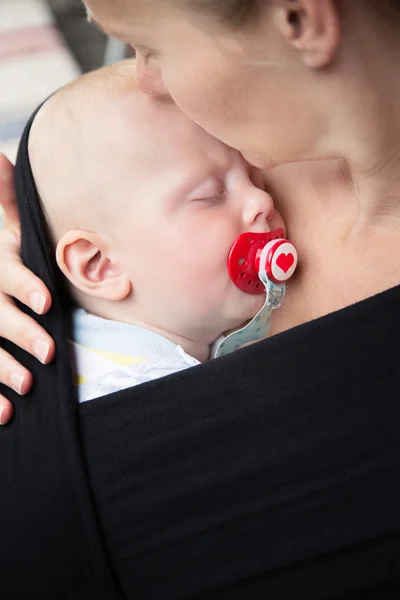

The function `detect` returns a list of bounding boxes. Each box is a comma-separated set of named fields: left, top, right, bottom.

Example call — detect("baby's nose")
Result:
left=243, top=188, right=275, bottom=228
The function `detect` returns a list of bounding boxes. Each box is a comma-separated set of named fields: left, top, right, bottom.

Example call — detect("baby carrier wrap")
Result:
left=1, top=106, right=400, bottom=600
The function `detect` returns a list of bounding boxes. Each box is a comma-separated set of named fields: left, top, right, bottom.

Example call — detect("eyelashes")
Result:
left=197, top=190, right=227, bottom=206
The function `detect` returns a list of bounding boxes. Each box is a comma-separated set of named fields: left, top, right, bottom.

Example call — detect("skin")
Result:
left=86, top=0, right=330, bottom=170
left=1, top=0, right=400, bottom=421
left=80, top=0, right=400, bottom=330
left=29, top=64, right=284, bottom=363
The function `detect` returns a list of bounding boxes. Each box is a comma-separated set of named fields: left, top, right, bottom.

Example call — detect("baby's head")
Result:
left=29, top=61, right=284, bottom=356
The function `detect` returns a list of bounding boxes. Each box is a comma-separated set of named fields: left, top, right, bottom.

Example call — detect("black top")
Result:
left=0, top=109, right=400, bottom=600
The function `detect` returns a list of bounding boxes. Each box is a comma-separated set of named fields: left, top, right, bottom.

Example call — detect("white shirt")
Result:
left=70, top=309, right=200, bottom=403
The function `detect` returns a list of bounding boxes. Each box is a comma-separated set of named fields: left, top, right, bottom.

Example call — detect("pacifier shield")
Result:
left=259, top=238, right=298, bottom=284
left=228, top=229, right=285, bottom=294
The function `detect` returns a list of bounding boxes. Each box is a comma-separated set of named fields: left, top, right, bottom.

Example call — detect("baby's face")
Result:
left=95, top=94, right=285, bottom=343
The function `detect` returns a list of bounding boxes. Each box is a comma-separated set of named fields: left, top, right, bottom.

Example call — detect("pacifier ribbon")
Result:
left=211, top=229, right=297, bottom=358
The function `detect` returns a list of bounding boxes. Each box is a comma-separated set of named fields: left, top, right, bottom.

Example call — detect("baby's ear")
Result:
left=56, top=231, right=131, bottom=301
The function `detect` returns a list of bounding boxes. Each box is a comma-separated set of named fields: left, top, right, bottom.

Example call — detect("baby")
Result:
left=28, top=61, right=286, bottom=402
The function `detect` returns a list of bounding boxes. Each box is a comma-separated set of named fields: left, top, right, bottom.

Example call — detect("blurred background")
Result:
left=0, top=0, right=131, bottom=227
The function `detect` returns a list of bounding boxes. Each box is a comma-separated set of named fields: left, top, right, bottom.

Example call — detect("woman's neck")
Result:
left=287, top=1, right=400, bottom=230
left=263, top=9, right=400, bottom=334
left=265, top=158, right=400, bottom=335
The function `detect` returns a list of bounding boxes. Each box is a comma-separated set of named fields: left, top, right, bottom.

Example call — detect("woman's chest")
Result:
left=268, top=239, right=400, bottom=336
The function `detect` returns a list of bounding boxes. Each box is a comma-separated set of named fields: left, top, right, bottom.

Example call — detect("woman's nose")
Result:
left=135, top=52, right=171, bottom=97
left=243, top=188, right=275, bottom=229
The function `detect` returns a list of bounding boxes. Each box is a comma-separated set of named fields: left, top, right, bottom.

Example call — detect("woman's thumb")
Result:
left=0, top=154, right=20, bottom=242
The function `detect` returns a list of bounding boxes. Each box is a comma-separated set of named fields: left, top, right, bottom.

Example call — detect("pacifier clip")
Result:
left=212, top=229, right=297, bottom=358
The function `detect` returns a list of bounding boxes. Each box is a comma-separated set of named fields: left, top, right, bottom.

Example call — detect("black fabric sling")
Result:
left=1, top=106, right=400, bottom=599
left=0, top=107, right=124, bottom=599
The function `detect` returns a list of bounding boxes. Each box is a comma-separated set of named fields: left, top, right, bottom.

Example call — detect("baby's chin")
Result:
left=222, top=293, right=265, bottom=335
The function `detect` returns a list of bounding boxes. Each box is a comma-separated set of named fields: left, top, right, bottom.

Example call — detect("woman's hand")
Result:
left=0, top=154, right=55, bottom=424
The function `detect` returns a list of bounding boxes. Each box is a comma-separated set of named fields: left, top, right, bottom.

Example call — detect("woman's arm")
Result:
left=0, top=154, right=55, bottom=424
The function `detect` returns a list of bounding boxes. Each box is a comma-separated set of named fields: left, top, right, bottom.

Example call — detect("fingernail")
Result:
left=10, top=372, right=24, bottom=394
left=33, top=339, right=50, bottom=364
left=29, top=292, right=46, bottom=314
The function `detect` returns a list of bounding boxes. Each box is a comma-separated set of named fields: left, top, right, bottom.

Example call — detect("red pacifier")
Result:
left=228, top=228, right=298, bottom=294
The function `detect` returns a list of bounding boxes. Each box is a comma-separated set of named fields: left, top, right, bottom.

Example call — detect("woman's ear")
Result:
left=273, top=0, right=341, bottom=68
left=56, top=231, right=131, bottom=301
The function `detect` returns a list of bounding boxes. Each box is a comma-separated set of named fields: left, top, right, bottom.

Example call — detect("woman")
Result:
left=1, top=1, right=400, bottom=598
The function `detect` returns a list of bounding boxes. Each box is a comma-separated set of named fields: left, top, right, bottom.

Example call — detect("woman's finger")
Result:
left=0, top=395, right=15, bottom=426
left=0, top=346, right=33, bottom=396
left=0, top=298, right=55, bottom=364
left=0, top=154, right=20, bottom=240
left=0, top=153, right=55, bottom=403
left=0, top=154, right=51, bottom=316
left=0, top=234, right=52, bottom=314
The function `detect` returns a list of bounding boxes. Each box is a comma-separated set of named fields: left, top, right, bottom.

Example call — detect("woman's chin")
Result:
left=242, top=150, right=273, bottom=170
